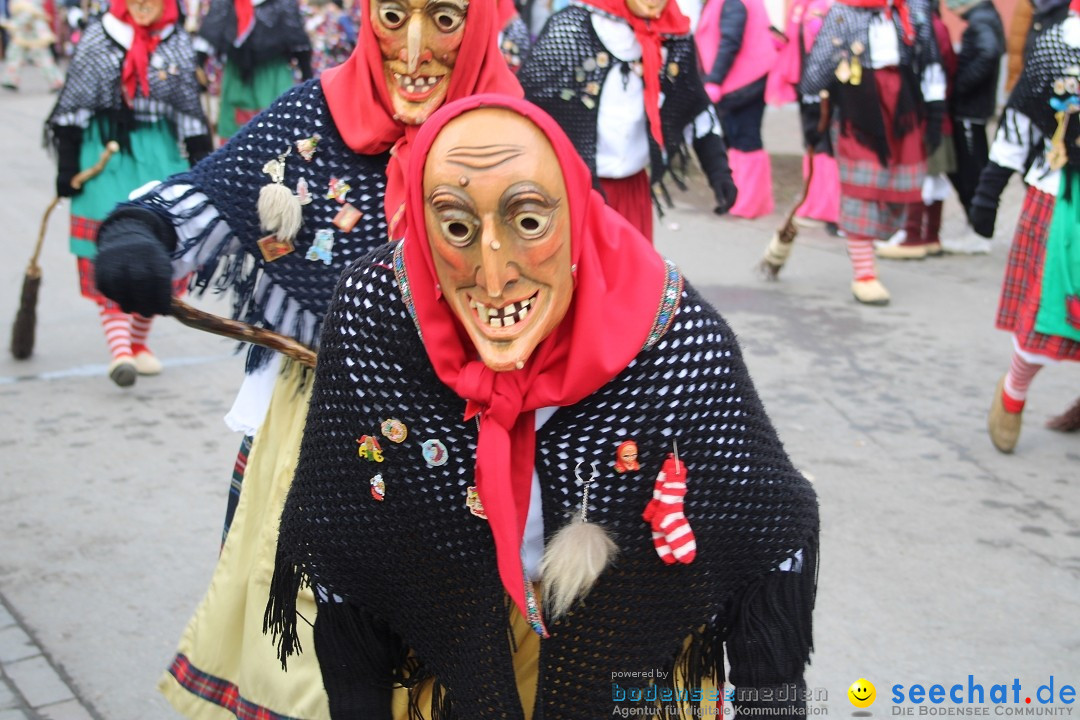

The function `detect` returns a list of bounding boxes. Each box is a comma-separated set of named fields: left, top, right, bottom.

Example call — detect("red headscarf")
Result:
left=401, top=94, right=670, bottom=619
left=321, top=0, right=522, bottom=236
left=110, top=0, right=179, bottom=104
left=578, top=0, right=690, bottom=150
left=838, top=0, right=914, bottom=44
left=497, top=0, right=518, bottom=27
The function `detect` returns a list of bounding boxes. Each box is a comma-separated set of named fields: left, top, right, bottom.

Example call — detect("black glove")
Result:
left=925, top=100, right=945, bottom=153
left=968, top=161, right=1013, bottom=238
left=54, top=125, right=84, bottom=198
left=800, top=100, right=824, bottom=150
left=968, top=204, right=997, bottom=238
left=693, top=131, right=738, bottom=215
left=95, top=206, right=179, bottom=317
left=184, top=133, right=214, bottom=166
left=295, top=50, right=314, bottom=81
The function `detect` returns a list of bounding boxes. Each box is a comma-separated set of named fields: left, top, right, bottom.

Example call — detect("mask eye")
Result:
left=512, top=212, right=551, bottom=239
left=439, top=215, right=477, bottom=247
left=377, top=2, right=408, bottom=28
left=431, top=6, right=465, bottom=31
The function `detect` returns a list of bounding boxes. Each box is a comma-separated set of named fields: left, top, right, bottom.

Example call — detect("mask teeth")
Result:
left=474, top=295, right=536, bottom=328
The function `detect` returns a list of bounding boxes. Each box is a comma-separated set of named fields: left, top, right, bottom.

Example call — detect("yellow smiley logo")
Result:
left=848, top=678, right=876, bottom=708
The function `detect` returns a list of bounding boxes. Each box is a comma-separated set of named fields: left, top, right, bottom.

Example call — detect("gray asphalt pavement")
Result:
left=0, top=69, right=1077, bottom=720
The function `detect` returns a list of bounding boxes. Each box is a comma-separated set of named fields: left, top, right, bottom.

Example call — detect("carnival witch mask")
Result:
left=126, top=0, right=165, bottom=25
left=423, top=107, right=574, bottom=372
left=372, top=0, right=468, bottom=125
left=625, top=0, right=669, bottom=20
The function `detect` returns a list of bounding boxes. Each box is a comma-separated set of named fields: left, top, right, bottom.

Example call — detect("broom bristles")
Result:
left=10, top=272, right=41, bottom=360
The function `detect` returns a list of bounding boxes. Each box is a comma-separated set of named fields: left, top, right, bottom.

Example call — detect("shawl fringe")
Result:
left=727, top=537, right=818, bottom=689
left=141, top=182, right=322, bottom=372
left=265, top=557, right=455, bottom=720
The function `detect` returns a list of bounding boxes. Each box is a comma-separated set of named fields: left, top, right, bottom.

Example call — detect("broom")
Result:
left=10, top=140, right=121, bottom=359
left=758, top=93, right=831, bottom=280
left=170, top=298, right=317, bottom=368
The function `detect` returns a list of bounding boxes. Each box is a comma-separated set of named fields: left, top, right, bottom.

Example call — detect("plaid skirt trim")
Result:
left=996, top=185, right=1080, bottom=361
left=221, top=435, right=253, bottom=548
left=838, top=196, right=906, bottom=240
left=167, top=654, right=302, bottom=720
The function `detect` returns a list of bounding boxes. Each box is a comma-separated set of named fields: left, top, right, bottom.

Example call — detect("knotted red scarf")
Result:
left=110, top=0, right=179, bottom=105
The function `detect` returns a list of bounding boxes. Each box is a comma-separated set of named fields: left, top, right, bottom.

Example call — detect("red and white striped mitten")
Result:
left=647, top=454, right=696, bottom=564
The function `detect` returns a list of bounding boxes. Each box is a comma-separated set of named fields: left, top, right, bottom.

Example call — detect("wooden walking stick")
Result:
left=759, top=92, right=831, bottom=280
left=170, top=298, right=317, bottom=368
left=10, top=140, right=121, bottom=359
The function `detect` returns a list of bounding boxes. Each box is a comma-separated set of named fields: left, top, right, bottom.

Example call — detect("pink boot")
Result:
left=727, top=149, right=775, bottom=219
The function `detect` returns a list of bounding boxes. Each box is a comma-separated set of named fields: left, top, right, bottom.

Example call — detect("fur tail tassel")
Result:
left=257, top=182, right=303, bottom=242
left=540, top=518, right=618, bottom=620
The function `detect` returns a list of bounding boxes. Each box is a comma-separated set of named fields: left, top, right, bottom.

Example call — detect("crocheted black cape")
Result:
left=198, top=0, right=310, bottom=78
left=517, top=3, right=714, bottom=186
left=1006, top=17, right=1080, bottom=168
left=134, top=80, right=390, bottom=369
left=45, top=19, right=206, bottom=145
left=268, top=242, right=820, bottom=720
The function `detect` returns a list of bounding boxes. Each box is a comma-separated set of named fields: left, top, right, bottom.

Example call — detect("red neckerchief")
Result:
left=400, top=94, right=669, bottom=619
left=234, top=0, right=254, bottom=44
left=110, top=0, right=179, bottom=105
left=578, top=0, right=690, bottom=150
left=320, top=0, right=522, bottom=239
left=839, top=0, right=914, bottom=44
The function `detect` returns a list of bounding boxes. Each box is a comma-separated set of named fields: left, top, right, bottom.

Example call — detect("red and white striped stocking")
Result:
left=129, top=313, right=154, bottom=354
left=847, top=236, right=877, bottom=281
left=99, top=308, right=132, bottom=360
left=645, top=454, right=697, bottom=565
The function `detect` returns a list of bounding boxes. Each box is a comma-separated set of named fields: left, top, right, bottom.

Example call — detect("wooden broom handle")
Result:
left=70, top=140, right=121, bottom=190
left=170, top=298, right=318, bottom=369
left=26, top=141, right=122, bottom=276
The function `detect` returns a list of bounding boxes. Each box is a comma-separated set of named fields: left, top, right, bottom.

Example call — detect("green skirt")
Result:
left=69, top=116, right=189, bottom=259
left=217, top=59, right=296, bottom=140
left=1034, top=168, right=1080, bottom=343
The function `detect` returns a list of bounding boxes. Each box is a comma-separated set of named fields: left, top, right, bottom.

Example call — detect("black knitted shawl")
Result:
left=500, top=15, right=533, bottom=71
left=1006, top=17, right=1080, bottom=169
left=135, top=80, right=390, bottom=369
left=800, top=3, right=927, bottom=166
left=45, top=19, right=206, bottom=146
left=517, top=3, right=713, bottom=187
left=268, top=242, right=820, bottom=720
left=198, top=0, right=311, bottom=79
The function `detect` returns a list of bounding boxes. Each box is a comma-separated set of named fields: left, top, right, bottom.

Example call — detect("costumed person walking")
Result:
left=877, top=0, right=956, bottom=259
left=770, top=0, right=842, bottom=230
left=800, top=0, right=944, bottom=305
left=940, top=0, right=1004, bottom=254
left=45, top=0, right=210, bottom=386
left=2, top=0, right=63, bottom=90
left=967, top=0, right=1080, bottom=453
left=91, top=0, right=521, bottom=716
left=697, top=0, right=777, bottom=218
left=516, top=0, right=737, bottom=243
left=194, top=0, right=311, bottom=143
left=266, top=93, right=819, bottom=720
